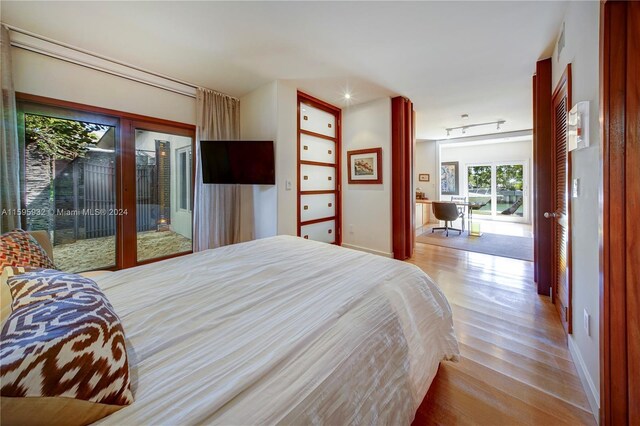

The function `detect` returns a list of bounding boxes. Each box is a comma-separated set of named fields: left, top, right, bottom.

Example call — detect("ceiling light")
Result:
left=461, top=114, right=469, bottom=120
left=444, top=120, right=506, bottom=138
left=344, top=93, right=351, bottom=100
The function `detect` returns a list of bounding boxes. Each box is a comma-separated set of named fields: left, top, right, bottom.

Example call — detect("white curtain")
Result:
left=193, top=88, right=254, bottom=251
left=0, top=25, right=21, bottom=233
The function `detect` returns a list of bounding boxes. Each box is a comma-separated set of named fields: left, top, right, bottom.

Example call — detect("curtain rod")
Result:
left=2, top=23, right=239, bottom=101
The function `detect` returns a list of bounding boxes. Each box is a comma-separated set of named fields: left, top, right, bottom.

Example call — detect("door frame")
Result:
left=599, top=1, right=639, bottom=423
left=533, top=58, right=553, bottom=295
left=296, top=91, right=342, bottom=245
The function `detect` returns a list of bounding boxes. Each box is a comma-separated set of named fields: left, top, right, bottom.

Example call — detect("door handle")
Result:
left=544, top=212, right=559, bottom=219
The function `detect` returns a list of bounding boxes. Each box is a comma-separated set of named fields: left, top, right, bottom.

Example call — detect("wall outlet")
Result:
left=349, top=224, right=354, bottom=234
left=584, top=309, right=590, bottom=336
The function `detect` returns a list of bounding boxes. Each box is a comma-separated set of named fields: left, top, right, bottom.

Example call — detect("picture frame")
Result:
left=440, top=161, right=459, bottom=195
left=347, top=147, right=383, bottom=184
left=418, top=173, right=430, bottom=182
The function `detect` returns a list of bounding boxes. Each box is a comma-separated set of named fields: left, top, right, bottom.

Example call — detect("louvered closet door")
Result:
left=298, top=93, right=341, bottom=244
left=550, top=68, right=572, bottom=334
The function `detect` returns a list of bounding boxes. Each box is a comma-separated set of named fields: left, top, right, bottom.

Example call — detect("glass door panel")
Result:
left=135, top=129, right=193, bottom=262
left=467, top=165, right=492, bottom=216
left=23, top=113, right=116, bottom=273
left=300, top=220, right=336, bottom=244
left=496, top=164, right=525, bottom=217
left=300, top=103, right=336, bottom=138
left=300, top=193, right=335, bottom=222
left=300, top=133, right=336, bottom=164
left=300, top=164, right=336, bottom=191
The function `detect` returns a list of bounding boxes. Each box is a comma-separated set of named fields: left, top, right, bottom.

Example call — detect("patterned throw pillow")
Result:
left=0, top=229, right=55, bottom=270
left=0, top=266, right=45, bottom=324
left=1, top=270, right=133, bottom=425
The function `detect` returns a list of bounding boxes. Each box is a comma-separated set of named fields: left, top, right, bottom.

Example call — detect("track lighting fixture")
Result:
left=445, top=120, right=506, bottom=137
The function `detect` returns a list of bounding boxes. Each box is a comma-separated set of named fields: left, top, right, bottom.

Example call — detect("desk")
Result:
left=416, top=200, right=476, bottom=234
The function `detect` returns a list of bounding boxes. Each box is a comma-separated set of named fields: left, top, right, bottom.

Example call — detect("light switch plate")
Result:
left=285, top=180, right=292, bottom=190
left=572, top=178, right=579, bottom=198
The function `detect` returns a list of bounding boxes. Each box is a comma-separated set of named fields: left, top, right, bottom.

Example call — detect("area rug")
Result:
left=416, top=229, right=534, bottom=261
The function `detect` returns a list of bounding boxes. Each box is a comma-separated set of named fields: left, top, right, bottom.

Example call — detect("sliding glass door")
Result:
left=496, top=163, right=525, bottom=218
left=19, top=103, right=119, bottom=272
left=467, top=165, right=492, bottom=216
left=466, top=162, right=527, bottom=221
left=18, top=96, right=196, bottom=272
left=134, top=128, right=193, bottom=263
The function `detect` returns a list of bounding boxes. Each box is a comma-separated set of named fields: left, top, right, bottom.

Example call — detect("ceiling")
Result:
left=1, top=1, right=566, bottom=139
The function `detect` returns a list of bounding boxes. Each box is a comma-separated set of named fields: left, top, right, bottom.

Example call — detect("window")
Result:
left=177, top=146, right=192, bottom=212
left=18, top=95, right=196, bottom=271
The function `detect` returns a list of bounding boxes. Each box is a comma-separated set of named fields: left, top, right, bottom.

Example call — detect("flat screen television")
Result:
left=200, top=140, right=275, bottom=185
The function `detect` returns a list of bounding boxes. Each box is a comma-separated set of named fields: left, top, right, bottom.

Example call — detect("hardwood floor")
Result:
left=409, top=243, right=596, bottom=425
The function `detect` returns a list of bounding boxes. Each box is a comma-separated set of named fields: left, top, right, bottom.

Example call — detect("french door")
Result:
left=17, top=94, right=195, bottom=272
left=466, top=162, right=528, bottom=222
left=297, top=92, right=341, bottom=244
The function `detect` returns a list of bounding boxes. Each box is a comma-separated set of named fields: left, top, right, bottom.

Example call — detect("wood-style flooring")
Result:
left=409, top=243, right=596, bottom=425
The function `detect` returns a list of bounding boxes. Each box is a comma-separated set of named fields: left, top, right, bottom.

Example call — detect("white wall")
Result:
left=552, top=1, right=601, bottom=419
left=12, top=48, right=195, bottom=125
left=439, top=140, right=533, bottom=223
left=414, top=140, right=438, bottom=201
left=342, top=98, right=393, bottom=257
left=275, top=81, right=299, bottom=236
left=240, top=81, right=278, bottom=239
left=239, top=80, right=298, bottom=238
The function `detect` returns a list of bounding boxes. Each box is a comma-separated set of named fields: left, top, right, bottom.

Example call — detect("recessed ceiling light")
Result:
left=461, top=114, right=469, bottom=120
left=344, top=93, right=351, bottom=100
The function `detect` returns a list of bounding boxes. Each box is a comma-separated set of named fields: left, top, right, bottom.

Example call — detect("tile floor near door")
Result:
left=409, top=243, right=595, bottom=425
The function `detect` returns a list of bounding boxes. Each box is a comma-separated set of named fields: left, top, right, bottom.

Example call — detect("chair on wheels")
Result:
left=431, top=202, right=464, bottom=236
left=450, top=196, right=467, bottom=228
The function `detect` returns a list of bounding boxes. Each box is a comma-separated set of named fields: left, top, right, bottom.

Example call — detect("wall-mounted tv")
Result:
left=200, top=140, right=275, bottom=185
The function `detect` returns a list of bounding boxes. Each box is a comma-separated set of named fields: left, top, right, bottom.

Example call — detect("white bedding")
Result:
left=94, top=236, right=459, bottom=425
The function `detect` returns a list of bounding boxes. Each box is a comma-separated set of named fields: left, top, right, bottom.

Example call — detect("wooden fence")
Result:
left=81, top=160, right=158, bottom=239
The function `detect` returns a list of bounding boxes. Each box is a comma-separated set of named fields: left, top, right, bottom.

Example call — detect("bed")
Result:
left=89, top=235, right=459, bottom=425
left=3, top=236, right=444, bottom=425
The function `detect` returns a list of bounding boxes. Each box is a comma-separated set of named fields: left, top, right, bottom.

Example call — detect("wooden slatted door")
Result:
left=297, top=92, right=341, bottom=244
left=549, top=65, right=572, bottom=333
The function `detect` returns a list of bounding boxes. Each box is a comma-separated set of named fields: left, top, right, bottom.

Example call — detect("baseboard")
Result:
left=568, top=336, right=600, bottom=423
left=341, top=243, right=393, bottom=258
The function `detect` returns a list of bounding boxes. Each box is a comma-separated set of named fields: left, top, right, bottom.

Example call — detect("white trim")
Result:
left=568, top=336, right=600, bottom=423
left=341, top=243, right=393, bottom=258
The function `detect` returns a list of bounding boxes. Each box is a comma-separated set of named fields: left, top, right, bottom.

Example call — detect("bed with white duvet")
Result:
left=93, top=235, right=459, bottom=425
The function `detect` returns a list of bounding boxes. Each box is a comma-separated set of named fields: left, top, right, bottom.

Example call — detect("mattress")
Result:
left=93, top=235, right=459, bottom=425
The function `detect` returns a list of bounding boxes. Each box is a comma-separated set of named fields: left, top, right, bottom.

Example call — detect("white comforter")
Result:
left=94, top=236, right=459, bottom=425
